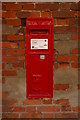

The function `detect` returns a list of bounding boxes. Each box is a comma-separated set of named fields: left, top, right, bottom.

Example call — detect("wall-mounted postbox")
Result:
left=25, top=18, right=54, bottom=98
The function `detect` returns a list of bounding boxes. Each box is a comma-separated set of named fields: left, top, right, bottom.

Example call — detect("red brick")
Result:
left=7, top=106, right=25, bottom=112
left=54, top=62, right=58, bottom=69
left=41, top=12, right=51, bottom=18
left=57, top=56, right=70, bottom=62
left=20, top=112, right=42, bottom=118
left=23, top=99, right=41, bottom=105
left=59, top=63, right=70, bottom=68
left=2, top=56, right=17, bottom=63
left=2, top=50, right=5, bottom=55
left=55, top=113, right=78, bottom=118
left=18, top=56, right=25, bottom=61
left=6, top=3, right=22, bottom=11
left=72, top=33, right=78, bottom=40
left=19, top=42, right=25, bottom=48
left=2, top=19, right=6, bottom=24
left=76, top=11, right=80, bottom=18
left=78, top=84, right=80, bottom=89
left=43, top=99, right=52, bottom=104
left=54, top=19, right=69, bottom=26
left=54, top=26, right=77, bottom=33
left=72, top=107, right=80, bottom=112
left=61, top=105, right=71, bottom=111
left=70, top=3, right=80, bottom=11
left=27, top=106, right=36, bottom=112
left=2, top=113, right=19, bottom=118
left=54, top=99, right=69, bottom=105
left=37, top=106, right=60, bottom=112
left=44, top=113, right=55, bottom=118
left=7, top=34, right=23, bottom=40
left=2, top=77, right=5, bottom=84
left=6, top=50, right=25, bottom=55
left=17, top=11, right=40, bottom=18
left=69, top=18, right=77, bottom=25
left=70, top=56, right=78, bottom=62
left=71, top=63, right=78, bottom=68
left=2, top=12, right=16, bottom=18
left=23, top=4, right=34, bottom=10
left=29, top=12, right=40, bottom=18
left=7, top=19, right=21, bottom=26
left=52, top=11, right=75, bottom=18
left=3, top=100, right=17, bottom=105
left=12, top=62, right=23, bottom=68
left=2, top=34, right=6, bottom=41
left=60, top=3, right=71, bottom=10
left=35, top=3, right=59, bottom=10
left=2, top=42, right=18, bottom=48
left=2, top=70, right=17, bottom=76
left=2, top=63, right=5, bottom=69
left=71, top=48, right=80, bottom=54
left=54, top=84, right=69, bottom=90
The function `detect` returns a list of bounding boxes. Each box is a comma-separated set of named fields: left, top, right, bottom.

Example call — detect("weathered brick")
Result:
left=27, top=106, right=36, bottom=112
left=6, top=50, right=25, bottom=55
left=6, top=3, right=22, bottom=11
left=55, top=113, right=78, bottom=118
left=41, top=12, right=52, bottom=18
left=60, top=3, right=71, bottom=10
left=23, top=99, right=41, bottom=105
left=57, top=55, right=70, bottom=62
left=2, top=12, right=16, bottom=18
left=23, top=4, right=34, bottom=10
left=54, top=19, right=69, bottom=26
left=72, top=33, right=78, bottom=40
left=59, top=63, right=70, bottom=68
left=2, top=42, right=18, bottom=48
left=52, top=11, right=75, bottom=18
left=43, top=99, right=52, bottom=104
left=2, top=56, right=17, bottom=63
left=54, top=84, right=69, bottom=90
left=7, top=106, right=25, bottom=112
left=2, top=70, right=17, bottom=76
left=37, top=106, right=60, bottom=112
left=72, top=106, right=79, bottom=112
left=54, top=62, right=59, bottom=69
left=44, top=113, right=55, bottom=118
left=17, top=11, right=40, bottom=18
left=7, top=19, right=21, bottom=26
left=20, top=112, right=42, bottom=118
left=54, top=99, right=69, bottom=105
left=19, top=42, right=25, bottom=48
left=18, top=56, right=25, bottom=61
left=54, top=26, right=77, bottom=33
left=12, top=62, right=23, bottom=68
left=3, top=100, right=17, bottom=105
left=61, top=105, right=71, bottom=111
left=71, top=63, right=78, bottom=68
left=2, top=113, right=19, bottom=118
left=2, top=25, right=19, bottom=34
left=35, top=3, right=59, bottom=11
left=71, top=3, right=80, bottom=11
left=7, top=34, right=23, bottom=40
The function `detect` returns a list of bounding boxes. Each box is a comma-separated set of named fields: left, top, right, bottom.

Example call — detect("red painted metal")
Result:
left=25, top=18, right=54, bottom=98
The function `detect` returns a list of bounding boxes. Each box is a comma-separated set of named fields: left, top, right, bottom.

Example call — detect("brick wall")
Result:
left=2, top=2, right=80, bottom=119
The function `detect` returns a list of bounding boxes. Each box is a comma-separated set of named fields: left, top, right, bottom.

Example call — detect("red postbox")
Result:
left=25, top=18, right=54, bottom=98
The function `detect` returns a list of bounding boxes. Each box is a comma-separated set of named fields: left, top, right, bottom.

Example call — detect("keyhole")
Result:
left=35, top=76, right=36, bottom=80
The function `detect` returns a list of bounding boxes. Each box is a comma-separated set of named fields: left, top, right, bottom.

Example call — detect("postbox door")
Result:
left=30, top=54, right=49, bottom=97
